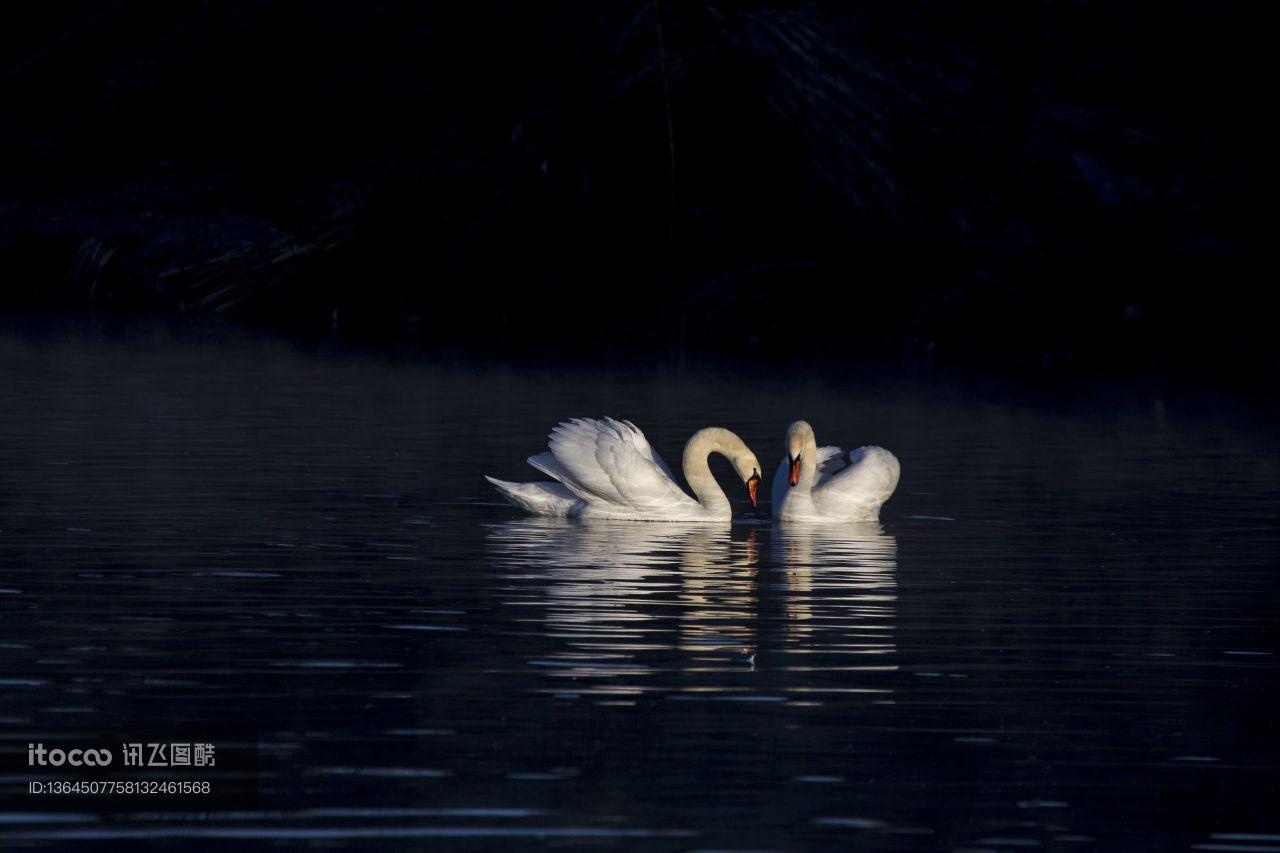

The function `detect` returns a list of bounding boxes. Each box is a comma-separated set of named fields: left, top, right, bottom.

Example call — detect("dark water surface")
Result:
left=1, top=323, right=1277, bottom=849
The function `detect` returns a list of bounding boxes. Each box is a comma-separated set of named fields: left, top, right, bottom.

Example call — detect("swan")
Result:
left=486, top=417, right=763, bottom=522
left=771, top=420, right=900, bottom=522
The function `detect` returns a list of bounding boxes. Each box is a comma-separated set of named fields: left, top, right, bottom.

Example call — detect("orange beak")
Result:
left=788, top=455, right=800, bottom=487
left=747, top=473, right=760, bottom=509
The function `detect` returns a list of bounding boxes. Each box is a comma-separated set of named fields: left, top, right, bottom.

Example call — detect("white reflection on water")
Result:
left=487, top=519, right=898, bottom=697
left=771, top=522, right=898, bottom=661
left=488, top=521, right=750, bottom=688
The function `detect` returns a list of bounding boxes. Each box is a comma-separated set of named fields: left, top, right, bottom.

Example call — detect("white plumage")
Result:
left=772, top=421, right=900, bottom=523
left=486, top=417, right=762, bottom=522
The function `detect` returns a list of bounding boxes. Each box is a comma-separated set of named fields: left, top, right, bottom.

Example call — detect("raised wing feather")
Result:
left=623, top=419, right=679, bottom=483
left=533, top=417, right=696, bottom=513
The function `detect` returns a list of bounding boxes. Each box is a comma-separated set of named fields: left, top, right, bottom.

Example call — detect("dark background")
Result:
left=1, top=1, right=1273, bottom=381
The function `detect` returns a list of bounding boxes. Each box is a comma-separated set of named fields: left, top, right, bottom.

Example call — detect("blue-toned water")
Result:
left=0, top=321, right=1277, bottom=849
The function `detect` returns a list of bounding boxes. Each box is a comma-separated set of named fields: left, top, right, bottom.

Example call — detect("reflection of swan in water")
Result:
left=486, top=520, right=758, bottom=689
left=486, top=520, right=899, bottom=700
left=772, top=522, right=897, bottom=572
left=770, top=522, right=898, bottom=663
left=487, top=518, right=738, bottom=573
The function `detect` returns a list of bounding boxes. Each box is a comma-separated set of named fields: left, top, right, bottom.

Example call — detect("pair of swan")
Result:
left=485, top=417, right=899, bottom=523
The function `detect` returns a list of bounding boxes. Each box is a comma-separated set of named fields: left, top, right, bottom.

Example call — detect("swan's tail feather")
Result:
left=485, top=475, right=579, bottom=517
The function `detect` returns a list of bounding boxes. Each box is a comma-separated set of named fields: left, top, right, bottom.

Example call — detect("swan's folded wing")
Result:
left=813, top=445, right=848, bottom=486
left=537, top=417, right=697, bottom=512
left=813, top=446, right=901, bottom=516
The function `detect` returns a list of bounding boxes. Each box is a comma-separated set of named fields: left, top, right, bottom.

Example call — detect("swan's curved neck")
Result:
left=797, top=428, right=820, bottom=490
left=682, top=427, right=748, bottom=515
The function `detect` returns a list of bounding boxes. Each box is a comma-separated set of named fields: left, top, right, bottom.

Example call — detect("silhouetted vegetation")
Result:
left=1, top=2, right=1272, bottom=380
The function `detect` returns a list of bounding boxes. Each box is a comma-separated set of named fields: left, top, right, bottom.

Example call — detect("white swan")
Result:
left=771, top=420, right=900, bottom=522
left=486, top=417, right=763, bottom=522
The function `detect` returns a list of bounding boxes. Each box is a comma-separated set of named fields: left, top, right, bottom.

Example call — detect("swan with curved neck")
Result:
left=772, top=419, right=900, bottom=523
left=487, top=418, right=762, bottom=521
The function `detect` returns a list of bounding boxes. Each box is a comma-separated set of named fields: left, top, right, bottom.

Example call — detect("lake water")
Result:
left=1, top=321, right=1277, bottom=849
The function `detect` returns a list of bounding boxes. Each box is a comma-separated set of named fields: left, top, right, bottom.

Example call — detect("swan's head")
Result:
left=785, top=420, right=815, bottom=487
left=734, top=452, right=763, bottom=509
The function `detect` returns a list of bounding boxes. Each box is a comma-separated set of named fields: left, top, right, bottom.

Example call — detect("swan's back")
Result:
left=815, top=445, right=900, bottom=520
